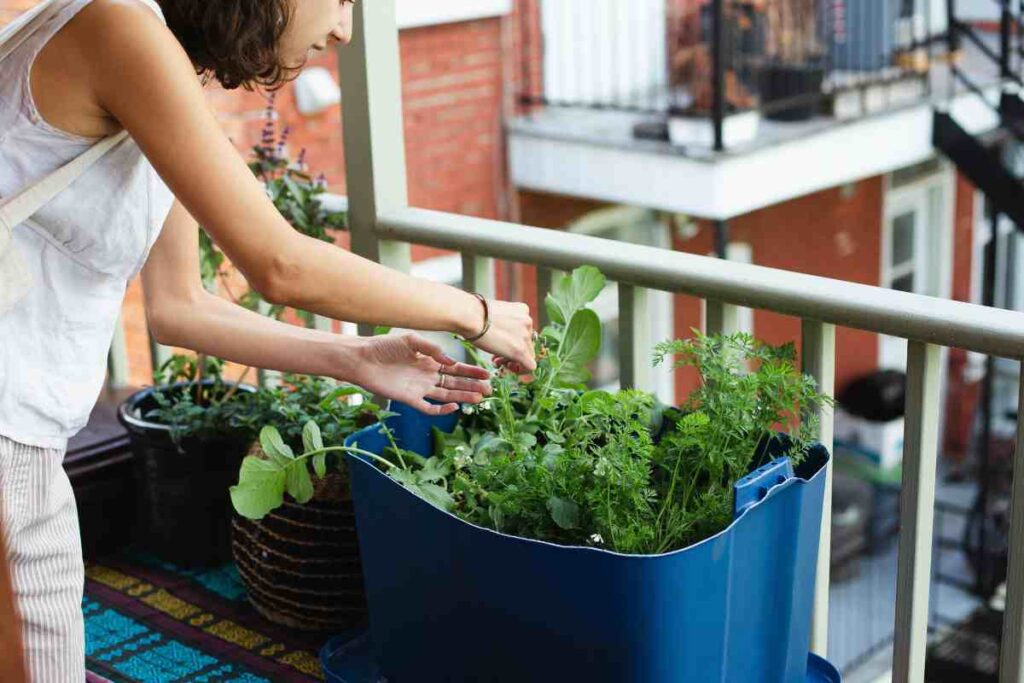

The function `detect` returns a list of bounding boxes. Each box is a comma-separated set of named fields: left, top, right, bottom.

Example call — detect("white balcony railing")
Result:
left=335, top=3, right=1024, bottom=682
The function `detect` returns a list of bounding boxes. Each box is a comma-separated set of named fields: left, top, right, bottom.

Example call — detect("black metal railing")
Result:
left=517, top=0, right=943, bottom=150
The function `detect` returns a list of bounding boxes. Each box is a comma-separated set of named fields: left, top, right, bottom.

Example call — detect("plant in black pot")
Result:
left=227, top=374, right=382, bottom=632
left=759, top=0, right=827, bottom=121
left=667, top=1, right=766, bottom=148
left=117, top=353, right=258, bottom=568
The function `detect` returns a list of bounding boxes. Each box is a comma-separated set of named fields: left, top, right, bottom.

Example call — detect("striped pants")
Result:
left=0, top=435, right=85, bottom=682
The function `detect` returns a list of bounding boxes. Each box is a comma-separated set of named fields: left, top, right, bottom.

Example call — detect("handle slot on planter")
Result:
left=733, top=457, right=795, bottom=518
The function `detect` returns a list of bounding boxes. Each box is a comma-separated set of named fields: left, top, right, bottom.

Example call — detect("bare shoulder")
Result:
left=68, top=0, right=190, bottom=70
left=32, top=0, right=197, bottom=138
left=33, top=0, right=204, bottom=137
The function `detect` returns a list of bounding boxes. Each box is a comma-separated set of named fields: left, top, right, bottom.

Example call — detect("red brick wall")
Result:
left=519, top=181, right=890, bottom=404
left=669, top=179, right=885, bottom=401
left=946, top=174, right=979, bottom=461
left=951, top=174, right=976, bottom=304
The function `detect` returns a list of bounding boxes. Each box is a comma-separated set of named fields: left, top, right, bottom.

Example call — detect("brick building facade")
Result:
left=0, top=1, right=986, bottom=460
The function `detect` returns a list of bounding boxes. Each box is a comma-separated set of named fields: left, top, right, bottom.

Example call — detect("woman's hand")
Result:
left=349, top=333, right=492, bottom=416
left=467, top=299, right=537, bottom=373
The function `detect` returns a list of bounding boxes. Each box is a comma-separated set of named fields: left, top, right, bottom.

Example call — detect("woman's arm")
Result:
left=142, top=201, right=492, bottom=414
left=60, top=1, right=533, bottom=369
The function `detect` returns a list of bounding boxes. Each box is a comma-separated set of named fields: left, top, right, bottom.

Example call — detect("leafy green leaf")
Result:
left=318, top=385, right=364, bottom=409
left=301, top=420, right=324, bottom=453
left=415, top=482, right=456, bottom=510
left=259, top=425, right=294, bottom=465
left=548, top=266, right=606, bottom=325
left=230, top=457, right=286, bottom=520
left=511, top=432, right=537, bottom=451
left=419, top=457, right=450, bottom=484
left=285, top=461, right=315, bottom=504
left=312, top=453, right=327, bottom=478
left=473, top=433, right=506, bottom=464
left=547, top=496, right=579, bottom=530
left=558, top=309, right=601, bottom=369
left=374, top=326, right=392, bottom=336
left=391, top=469, right=454, bottom=511
left=544, top=295, right=565, bottom=326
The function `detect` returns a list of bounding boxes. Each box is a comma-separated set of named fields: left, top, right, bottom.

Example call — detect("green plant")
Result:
left=336, top=266, right=832, bottom=555
left=146, top=354, right=249, bottom=445
left=216, top=93, right=346, bottom=325
left=227, top=374, right=380, bottom=452
left=227, top=376, right=384, bottom=519
left=239, top=266, right=831, bottom=554
left=229, top=420, right=393, bottom=520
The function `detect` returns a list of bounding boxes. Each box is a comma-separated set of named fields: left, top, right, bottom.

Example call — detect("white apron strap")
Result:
left=0, top=0, right=131, bottom=315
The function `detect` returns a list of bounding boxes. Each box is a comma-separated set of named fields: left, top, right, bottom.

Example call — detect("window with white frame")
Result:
left=880, top=161, right=954, bottom=370
left=971, top=192, right=1023, bottom=435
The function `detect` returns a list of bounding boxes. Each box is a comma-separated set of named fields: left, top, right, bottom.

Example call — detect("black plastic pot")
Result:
left=117, top=380, right=257, bottom=568
left=759, top=61, right=826, bottom=122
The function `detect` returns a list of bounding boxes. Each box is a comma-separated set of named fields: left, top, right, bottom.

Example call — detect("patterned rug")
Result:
left=84, top=552, right=332, bottom=682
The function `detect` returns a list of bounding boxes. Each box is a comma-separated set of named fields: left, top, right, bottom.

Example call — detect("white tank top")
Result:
left=0, top=0, right=175, bottom=449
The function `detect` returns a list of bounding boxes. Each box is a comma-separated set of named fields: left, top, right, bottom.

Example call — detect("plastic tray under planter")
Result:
left=117, top=380, right=256, bottom=568
left=333, top=402, right=839, bottom=683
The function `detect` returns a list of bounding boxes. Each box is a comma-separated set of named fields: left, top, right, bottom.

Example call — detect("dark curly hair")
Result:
left=157, top=0, right=297, bottom=91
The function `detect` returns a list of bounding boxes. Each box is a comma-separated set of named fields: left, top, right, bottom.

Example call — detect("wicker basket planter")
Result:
left=231, top=444, right=369, bottom=632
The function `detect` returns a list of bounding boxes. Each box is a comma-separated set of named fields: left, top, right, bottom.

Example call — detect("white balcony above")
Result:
left=509, top=83, right=1000, bottom=221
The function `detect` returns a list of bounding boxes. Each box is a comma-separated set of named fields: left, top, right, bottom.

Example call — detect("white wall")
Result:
left=954, top=0, right=1000, bottom=21
left=396, top=0, right=512, bottom=30
left=541, top=0, right=666, bottom=106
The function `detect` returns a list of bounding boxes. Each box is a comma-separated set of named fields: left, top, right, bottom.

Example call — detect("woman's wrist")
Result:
left=314, top=331, right=367, bottom=384
left=450, top=288, right=487, bottom=339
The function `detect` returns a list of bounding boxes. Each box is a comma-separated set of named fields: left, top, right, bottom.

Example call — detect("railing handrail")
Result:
left=378, top=206, right=1024, bottom=359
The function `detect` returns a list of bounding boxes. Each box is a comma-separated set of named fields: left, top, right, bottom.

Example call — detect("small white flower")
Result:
left=589, top=533, right=604, bottom=545
left=454, top=453, right=472, bottom=469
left=461, top=404, right=475, bottom=415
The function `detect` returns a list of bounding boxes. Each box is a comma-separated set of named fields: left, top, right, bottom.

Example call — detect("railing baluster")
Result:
left=801, top=320, right=837, bottom=656
left=999, top=367, right=1024, bottom=682
left=380, top=240, right=412, bottom=274
left=461, top=254, right=497, bottom=300
left=618, top=283, right=650, bottom=391
left=705, top=299, right=741, bottom=337
left=892, top=341, right=942, bottom=683
left=107, top=314, right=130, bottom=389
left=537, top=267, right=554, bottom=329
left=338, top=0, right=409, bottom=335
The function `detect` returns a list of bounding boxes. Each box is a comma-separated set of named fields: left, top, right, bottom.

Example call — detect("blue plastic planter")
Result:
left=339, top=402, right=837, bottom=683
